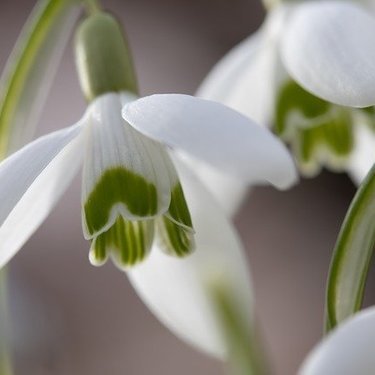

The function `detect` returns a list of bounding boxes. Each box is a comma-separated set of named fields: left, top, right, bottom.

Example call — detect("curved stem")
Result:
left=325, top=164, right=375, bottom=332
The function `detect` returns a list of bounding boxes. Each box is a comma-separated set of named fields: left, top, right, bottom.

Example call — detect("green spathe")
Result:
left=75, top=12, right=138, bottom=101
left=275, top=80, right=354, bottom=175
left=84, top=166, right=158, bottom=236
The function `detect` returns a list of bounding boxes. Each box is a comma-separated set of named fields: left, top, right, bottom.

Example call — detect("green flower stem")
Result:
left=0, top=0, right=79, bottom=156
left=0, top=270, right=12, bottom=375
left=325, top=165, right=375, bottom=332
left=210, top=283, right=267, bottom=375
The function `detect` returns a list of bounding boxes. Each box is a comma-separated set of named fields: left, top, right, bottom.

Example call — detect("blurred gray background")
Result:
left=0, top=1, right=361, bottom=374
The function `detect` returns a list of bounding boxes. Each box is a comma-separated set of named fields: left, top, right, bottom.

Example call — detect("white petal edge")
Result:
left=198, top=5, right=289, bottom=125
left=127, top=155, right=253, bottom=358
left=123, top=94, right=298, bottom=190
left=281, top=1, right=375, bottom=107
left=347, top=113, right=375, bottom=185
left=0, top=121, right=84, bottom=267
left=299, top=307, right=375, bottom=375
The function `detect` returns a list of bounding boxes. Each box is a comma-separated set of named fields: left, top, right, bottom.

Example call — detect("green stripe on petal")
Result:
left=275, top=80, right=354, bottom=175
left=84, top=167, right=157, bottom=236
left=157, top=216, right=195, bottom=257
left=275, top=79, right=329, bottom=135
left=166, top=183, right=193, bottom=230
left=90, top=216, right=154, bottom=268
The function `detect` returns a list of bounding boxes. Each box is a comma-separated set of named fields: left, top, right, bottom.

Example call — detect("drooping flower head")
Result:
left=0, top=9, right=297, bottom=270
left=198, top=0, right=375, bottom=183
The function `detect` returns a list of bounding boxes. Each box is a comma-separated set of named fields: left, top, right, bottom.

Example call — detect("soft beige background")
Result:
left=0, top=1, right=362, bottom=374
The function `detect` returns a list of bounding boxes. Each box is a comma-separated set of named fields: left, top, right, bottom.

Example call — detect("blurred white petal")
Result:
left=299, top=307, right=375, bottom=375
left=348, top=125, right=375, bottom=185
left=123, top=94, right=298, bottom=190
left=128, top=156, right=253, bottom=358
left=281, top=1, right=375, bottom=107
left=198, top=5, right=288, bottom=125
left=0, top=122, right=84, bottom=267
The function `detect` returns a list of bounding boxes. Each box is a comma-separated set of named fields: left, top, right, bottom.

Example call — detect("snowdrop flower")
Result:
left=299, top=306, right=375, bottom=375
left=0, top=12, right=296, bottom=270
left=198, top=0, right=375, bottom=194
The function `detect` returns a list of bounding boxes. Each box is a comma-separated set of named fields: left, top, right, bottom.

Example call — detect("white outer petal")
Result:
left=123, top=94, right=298, bottom=190
left=127, top=156, right=253, bottom=358
left=347, top=114, right=375, bottom=185
left=198, top=5, right=288, bottom=126
left=176, top=150, right=248, bottom=217
left=281, top=1, right=375, bottom=107
left=0, top=121, right=84, bottom=267
left=299, top=307, right=375, bottom=375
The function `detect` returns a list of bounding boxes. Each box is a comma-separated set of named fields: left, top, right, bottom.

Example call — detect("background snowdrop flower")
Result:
left=0, top=12, right=297, bottom=270
left=299, top=306, right=375, bottom=375
left=198, top=0, right=375, bottom=203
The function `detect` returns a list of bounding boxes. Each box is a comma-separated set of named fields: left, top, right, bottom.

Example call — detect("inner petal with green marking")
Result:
left=156, top=182, right=195, bottom=257
left=81, top=93, right=195, bottom=268
left=84, top=166, right=158, bottom=236
left=275, top=80, right=357, bottom=175
left=90, top=216, right=154, bottom=268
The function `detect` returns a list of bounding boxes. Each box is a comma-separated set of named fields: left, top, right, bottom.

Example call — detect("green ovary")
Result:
left=84, top=167, right=158, bottom=236
left=275, top=80, right=354, bottom=175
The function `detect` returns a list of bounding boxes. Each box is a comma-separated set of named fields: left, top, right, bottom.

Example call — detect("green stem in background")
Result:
left=0, top=1, right=82, bottom=373
left=0, top=270, right=12, bottom=375
left=325, top=165, right=375, bottom=332
left=0, top=0, right=79, bottom=157
left=210, top=283, right=267, bottom=375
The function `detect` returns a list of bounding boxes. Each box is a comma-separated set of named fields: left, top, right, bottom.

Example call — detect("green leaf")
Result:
left=0, top=0, right=80, bottom=158
left=325, top=165, right=375, bottom=332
